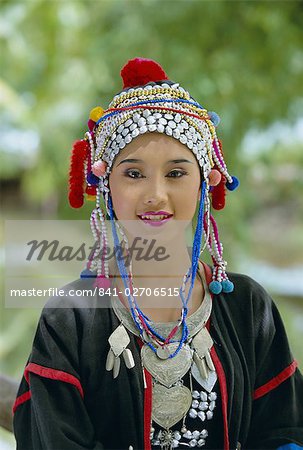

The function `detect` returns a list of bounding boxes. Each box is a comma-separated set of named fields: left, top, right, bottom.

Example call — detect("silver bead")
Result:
left=189, top=439, right=197, bottom=447
left=146, top=116, right=156, bottom=124
left=198, top=411, right=206, bottom=421
left=138, top=117, right=146, bottom=127
left=180, top=134, right=187, bottom=144
left=198, top=401, right=208, bottom=411
left=209, top=400, right=216, bottom=411
left=165, top=126, right=172, bottom=136
left=173, top=129, right=180, bottom=139
left=192, top=430, right=200, bottom=439
left=172, top=439, right=179, bottom=448
left=191, top=399, right=199, bottom=408
left=139, top=126, right=147, bottom=134
left=189, top=408, right=198, bottom=419
left=192, top=390, right=200, bottom=399
left=164, top=113, right=174, bottom=120
left=181, top=425, right=187, bottom=433
left=183, top=430, right=192, bottom=439
left=197, top=438, right=206, bottom=447
left=148, top=124, right=157, bottom=132
left=206, top=410, right=213, bottom=420
left=200, top=430, right=208, bottom=438
left=132, top=129, right=139, bottom=138
left=200, top=391, right=208, bottom=401
left=168, top=120, right=176, bottom=129
left=208, top=392, right=217, bottom=401
left=174, top=431, right=181, bottom=441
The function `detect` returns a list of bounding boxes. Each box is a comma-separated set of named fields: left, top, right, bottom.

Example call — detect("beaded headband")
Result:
left=68, top=58, right=239, bottom=294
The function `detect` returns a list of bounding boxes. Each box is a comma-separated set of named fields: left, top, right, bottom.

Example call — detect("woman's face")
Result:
left=109, top=133, right=201, bottom=228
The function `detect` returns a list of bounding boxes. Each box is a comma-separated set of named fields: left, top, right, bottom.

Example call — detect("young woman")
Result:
left=13, top=58, right=303, bottom=450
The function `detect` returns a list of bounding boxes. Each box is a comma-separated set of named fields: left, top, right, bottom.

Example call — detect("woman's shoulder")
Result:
left=39, top=277, right=112, bottom=336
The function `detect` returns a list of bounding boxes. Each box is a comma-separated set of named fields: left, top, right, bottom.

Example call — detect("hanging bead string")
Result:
left=106, top=183, right=206, bottom=358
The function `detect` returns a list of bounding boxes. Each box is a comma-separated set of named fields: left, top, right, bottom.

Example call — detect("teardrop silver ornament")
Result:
left=113, top=356, right=121, bottom=379
left=123, top=348, right=135, bottom=369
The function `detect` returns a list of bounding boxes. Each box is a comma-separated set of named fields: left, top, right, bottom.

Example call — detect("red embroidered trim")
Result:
left=137, top=338, right=152, bottom=450
left=25, top=362, right=84, bottom=398
left=210, top=345, right=230, bottom=450
left=253, top=360, right=298, bottom=400
left=203, top=262, right=229, bottom=450
left=12, top=390, right=31, bottom=414
left=13, top=362, right=84, bottom=414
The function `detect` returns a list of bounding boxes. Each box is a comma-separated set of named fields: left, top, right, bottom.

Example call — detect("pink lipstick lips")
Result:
left=137, top=211, right=174, bottom=227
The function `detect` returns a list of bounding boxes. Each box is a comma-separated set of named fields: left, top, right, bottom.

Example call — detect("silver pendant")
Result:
left=141, top=342, right=192, bottom=388
left=106, top=324, right=135, bottom=378
left=191, top=361, right=217, bottom=392
left=152, top=383, right=192, bottom=429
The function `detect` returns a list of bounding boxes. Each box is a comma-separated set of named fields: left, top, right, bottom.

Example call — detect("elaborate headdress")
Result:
left=68, top=58, right=239, bottom=301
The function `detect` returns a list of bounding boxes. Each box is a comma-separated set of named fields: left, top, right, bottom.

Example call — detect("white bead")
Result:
left=198, top=411, right=206, bottom=421
left=209, top=400, right=216, bottom=411
left=154, top=113, right=162, bottom=119
left=173, top=129, right=180, bottom=139
left=192, top=430, right=200, bottom=439
left=200, top=430, right=208, bottom=439
left=122, top=128, right=129, bottom=136
left=125, top=119, right=132, bottom=127
left=147, top=116, right=156, bottom=124
left=168, top=120, right=176, bottom=129
left=206, top=410, right=213, bottom=420
left=183, top=430, right=192, bottom=439
left=180, top=135, right=187, bottom=144
left=192, top=399, right=199, bottom=408
left=125, top=134, right=132, bottom=144
left=165, top=126, right=172, bottom=136
left=119, top=140, right=125, bottom=149
left=143, top=109, right=151, bottom=117
left=117, top=125, right=124, bottom=133
left=187, top=140, right=193, bottom=149
left=132, top=129, right=139, bottom=138
left=157, top=124, right=165, bottom=133
left=159, top=118, right=167, bottom=125
left=148, top=124, right=157, bottom=132
left=192, top=390, right=200, bottom=399
left=164, top=113, right=174, bottom=120
left=197, top=438, right=206, bottom=447
left=208, top=392, right=217, bottom=401
left=130, top=123, right=137, bottom=131
left=189, top=408, right=197, bottom=419
left=200, top=391, right=208, bottom=401
left=138, top=118, right=146, bottom=127
left=139, top=126, right=147, bottom=134
left=189, top=440, right=197, bottom=447
left=133, top=113, right=140, bottom=122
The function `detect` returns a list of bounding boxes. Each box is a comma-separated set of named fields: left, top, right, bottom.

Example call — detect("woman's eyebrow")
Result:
left=117, top=158, right=193, bottom=166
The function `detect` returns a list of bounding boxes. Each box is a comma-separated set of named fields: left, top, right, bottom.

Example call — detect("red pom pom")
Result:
left=121, top=57, right=169, bottom=89
left=211, top=175, right=226, bottom=210
left=85, top=186, right=97, bottom=195
left=68, top=140, right=89, bottom=208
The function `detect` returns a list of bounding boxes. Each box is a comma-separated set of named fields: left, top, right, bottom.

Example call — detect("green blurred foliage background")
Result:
left=0, top=0, right=303, bottom=444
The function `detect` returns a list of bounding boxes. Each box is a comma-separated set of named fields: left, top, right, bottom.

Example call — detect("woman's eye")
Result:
left=168, top=170, right=188, bottom=178
left=124, top=169, right=143, bottom=179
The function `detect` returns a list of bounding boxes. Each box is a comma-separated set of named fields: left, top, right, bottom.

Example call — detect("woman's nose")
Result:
left=142, top=178, right=169, bottom=207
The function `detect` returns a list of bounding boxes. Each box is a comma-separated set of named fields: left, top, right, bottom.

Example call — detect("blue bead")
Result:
left=86, top=172, right=100, bottom=185
left=209, top=281, right=222, bottom=294
left=226, top=176, right=239, bottom=191
left=221, top=279, right=234, bottom=293
left=209, top=111, right=221, bottom=127
left=80, top=269, right=96, bottom=278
